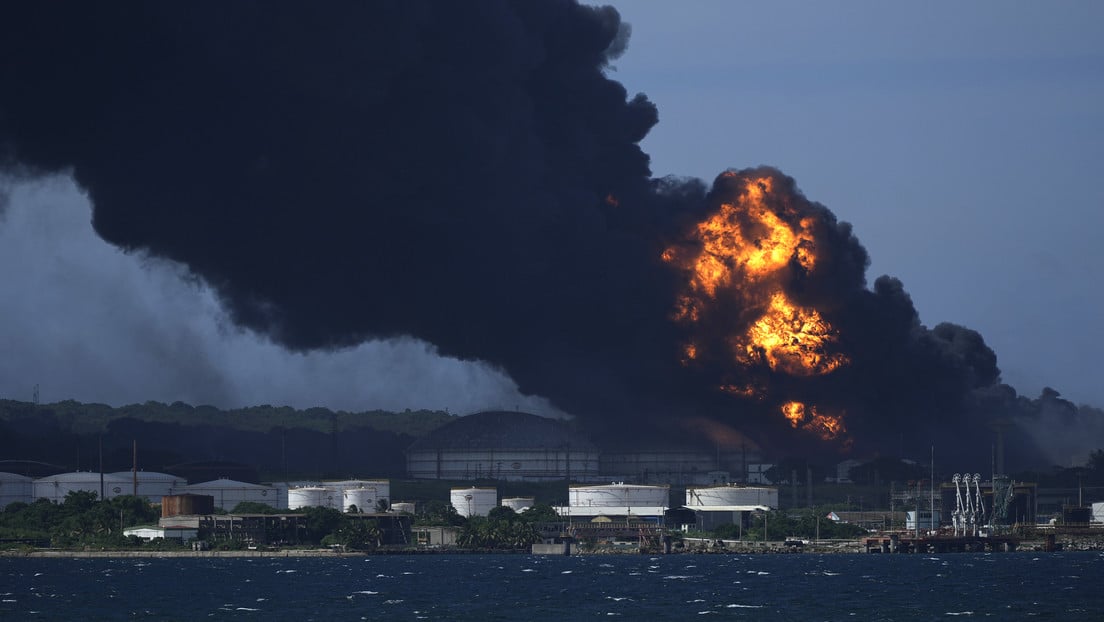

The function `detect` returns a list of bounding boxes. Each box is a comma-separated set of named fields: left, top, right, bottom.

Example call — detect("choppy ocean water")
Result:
left=2, top=552, right=1101, bottom=621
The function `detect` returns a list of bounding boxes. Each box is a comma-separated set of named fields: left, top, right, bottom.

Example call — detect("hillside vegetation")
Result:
left=0, top=399, right=454, bottom=480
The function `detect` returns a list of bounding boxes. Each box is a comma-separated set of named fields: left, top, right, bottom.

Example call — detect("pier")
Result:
left=863, top=533, right=1019, bottom=554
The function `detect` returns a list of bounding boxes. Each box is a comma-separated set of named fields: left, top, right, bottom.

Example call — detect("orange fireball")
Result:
left=665, top=170, right=852, bottom=443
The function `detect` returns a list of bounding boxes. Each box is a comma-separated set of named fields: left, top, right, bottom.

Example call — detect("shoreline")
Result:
left=3, top=534, right=1100, bottom=558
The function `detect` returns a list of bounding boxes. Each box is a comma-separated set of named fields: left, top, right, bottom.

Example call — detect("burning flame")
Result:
left=780, top=401, right=848, bottom=443
left=664, top=171, right=852, bottom=444
left=739, top=292, right=847, bottom=376
left=664, top=174, right=818, bottom=321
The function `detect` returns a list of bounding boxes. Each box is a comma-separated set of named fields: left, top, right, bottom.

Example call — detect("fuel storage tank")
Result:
left=501, top=497, right=535, bottom=512
left=685, top=485, right=778, bottom=510
left=0, top=472, right=33, bottom=509
left=451, top=487, right=497, bottom=517
left=569, top=483, right=670, bottom=509
left=287, top=486, right=338, bottom=510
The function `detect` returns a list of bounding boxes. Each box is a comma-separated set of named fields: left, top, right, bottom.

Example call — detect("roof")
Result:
left=183, top=478, right=276, bottom=490
left=35, top=472, right=129, bottom=484
left=407, top=411, right=596, bottom=452
left=107, top=471, right=184, bottom=482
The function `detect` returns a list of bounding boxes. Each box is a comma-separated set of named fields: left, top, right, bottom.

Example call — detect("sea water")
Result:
left=1, top=552, right=1101, bottom=621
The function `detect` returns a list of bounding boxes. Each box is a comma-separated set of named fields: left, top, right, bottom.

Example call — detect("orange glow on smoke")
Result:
left=780, top=401, right=847, bottom=442
left=663, top=175, right=817, bottom=312
left=781, top=401, right=806, bottom=426
left=739, top=292, right=847, bottom=376
left=664, top=171, right=852, bottom=443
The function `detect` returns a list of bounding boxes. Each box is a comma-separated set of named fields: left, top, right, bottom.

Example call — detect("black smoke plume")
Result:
left=0, top=1, right=1085, bottom=470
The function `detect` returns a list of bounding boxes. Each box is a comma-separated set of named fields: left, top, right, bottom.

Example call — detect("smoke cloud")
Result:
left=0, top=0, right=1094, bottom=470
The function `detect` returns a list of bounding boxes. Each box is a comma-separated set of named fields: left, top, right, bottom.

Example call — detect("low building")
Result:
left=905, top=509, right=943, bottom=532
left=124, top=525, right=198, bottom=541
left=414, top=526, right=458, bottom=547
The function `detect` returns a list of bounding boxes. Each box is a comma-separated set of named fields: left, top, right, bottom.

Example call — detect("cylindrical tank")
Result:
left=342, top=488, right=376, bottom=513
left=108, top=471, right=188, bottom=501
left=329, top=480, right=389, bottom=512
left=569, top=483, right=669, bottom=509
left=451, top=487, right=497, bottom=517
left=287, top=486, right=338, bottom=510
left=390, top=502, right=415, bottom=514
left=0, top=472, right=34, bottom=509
left=501, top=497, right=535, bottom=512
left=685, top=485, right=778, bottom=509
left=172, top=479, right=281, bottom=511
left=33, top=472, right=131, bottom=503
left=161, top=494, right=216, bottom=517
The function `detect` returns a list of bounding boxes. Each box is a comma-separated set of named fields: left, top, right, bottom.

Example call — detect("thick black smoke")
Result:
left=0, top=1, right=1076, bottom=469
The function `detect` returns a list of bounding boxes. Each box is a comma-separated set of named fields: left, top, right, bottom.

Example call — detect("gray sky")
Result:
left=1, top=1, right=1102, bottom=413
left=601, top=0, right=1104, bottom=406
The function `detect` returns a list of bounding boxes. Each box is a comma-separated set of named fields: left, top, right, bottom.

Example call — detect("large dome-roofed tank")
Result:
left=569, top=483, right=670, bottom=509
left=406, top=411, right=599, bottom=481
left=0, top=472, right=34, bottom=509
left=33, top=472, right=130, bottom=503
left=686, top=485, right=778, bottom=509
left=108, top=471, right=187, bottom=501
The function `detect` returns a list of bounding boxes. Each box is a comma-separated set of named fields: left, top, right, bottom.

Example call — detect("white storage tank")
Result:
left=33, top=472, right=130, bottom=503
left=108, top=471, right=187, bottom=501
left=0, top=472, right=34, bottom=509
left=569, top=483, right=669, bottom=509
left=501, top=497, right=535, bottom=512
left=391, top=502, right=415, bottom=514
left=451, top=487, right=497, bottom=517
left=288, top=487, right=338, bottom=510
left=685, top=485, right=779, bottom=510
left=173, top=479, right=281, bottom=511
left=342, top=488, right=376, bottom=513
left=331, top=480, right=389, bottom=512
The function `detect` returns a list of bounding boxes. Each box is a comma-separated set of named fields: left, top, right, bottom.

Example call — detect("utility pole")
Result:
left=930, top=445, right=935, bottom=533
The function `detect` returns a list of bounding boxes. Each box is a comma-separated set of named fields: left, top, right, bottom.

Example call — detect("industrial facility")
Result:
left=450, top=487, right=498, bottom=517
left=684, top=484, right=779, bottom=531
left=406, top=410, right=761, bottom=485
left=405, top=411, right=600, bottom=481
left=554, top=483, right=670, bottom=520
